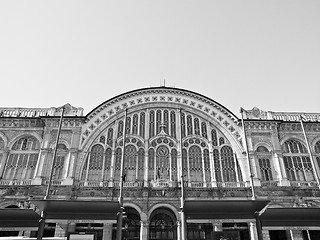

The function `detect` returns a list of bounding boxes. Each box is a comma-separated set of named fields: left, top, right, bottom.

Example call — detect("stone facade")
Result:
left=0, top=87, right=319, bottom=240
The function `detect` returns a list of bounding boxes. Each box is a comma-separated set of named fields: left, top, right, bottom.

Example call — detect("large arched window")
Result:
left=156, top=146, right=170, bottom=180
left=124, top=145, right=137, bottom=182
left=103, top=148, right=112, bottom=181
left=82, top=144, right=104, bottom=182
left=114, top=148, right=122, bottom=182
left=282, top=139, right=314, bottom=181
left=53, top=144, right=68, bottom=180
left=214, top=145, right=239, bottom=183
left=220, top=146, right=236, bottom=182
left=189, top=145, right=203, bottom=182
left=3, top=136, right=40, bottom=180
left=256, top=146, right=273, bottom=181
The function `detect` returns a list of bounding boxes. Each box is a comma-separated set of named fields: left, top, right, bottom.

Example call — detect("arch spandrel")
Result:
left=80, top=87, right=243, bottom=155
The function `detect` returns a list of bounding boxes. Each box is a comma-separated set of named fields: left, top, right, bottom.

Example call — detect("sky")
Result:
left=0, top=1, right=319, bottom=116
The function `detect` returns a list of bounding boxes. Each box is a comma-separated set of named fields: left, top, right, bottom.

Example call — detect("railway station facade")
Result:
left=0, top=87, right=320, bottom=240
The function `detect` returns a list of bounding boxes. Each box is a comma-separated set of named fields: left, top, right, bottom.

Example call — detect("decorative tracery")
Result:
left=3, top=136, right=40, bottom=180
left=282, top=139, right=314, bottom=181
left=81, top=108, right=242, bottom=188
left=256, top=146, right=273, bottom=181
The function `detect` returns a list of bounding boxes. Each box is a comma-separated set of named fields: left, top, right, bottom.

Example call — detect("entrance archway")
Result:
left=149, top=208, right=177, bottom=240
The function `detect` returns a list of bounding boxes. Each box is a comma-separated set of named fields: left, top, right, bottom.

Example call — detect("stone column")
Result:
left=102, top=223, right=113, bottom=240
left=177, top=221, right=181, bottom=240
left=274, top=151, right=290, bottom=186
left=32, top=148, right=50, bottom=185
left=249, top=222, right=258, bottom=240
left=64, top=148, right=78, bottom=185
left=140, top=221, right=148, bottom=240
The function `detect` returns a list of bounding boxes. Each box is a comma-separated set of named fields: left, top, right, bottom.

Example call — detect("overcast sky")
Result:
left=1, top=1, right=319, bottom=116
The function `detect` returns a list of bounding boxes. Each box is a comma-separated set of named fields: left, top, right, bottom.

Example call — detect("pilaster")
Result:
left=102, top=223, right=113, bottom=240
left=249, top=222, right=258, bottom=240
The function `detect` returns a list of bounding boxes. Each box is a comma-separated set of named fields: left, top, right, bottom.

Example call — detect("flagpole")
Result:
left=116, top=108, right=128, bottom=240
left=37, top=105, right=65, bottom=240
left=299, top=115, right=320, bottom=190
left=240, top=108, right=256, bottom=200
left=179, top=108, right=187, bottom=240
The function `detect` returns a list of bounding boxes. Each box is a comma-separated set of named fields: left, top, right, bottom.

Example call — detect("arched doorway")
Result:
left=112, top=207, right=141, bottom=240
left=149, top=208, right=177, bottom=240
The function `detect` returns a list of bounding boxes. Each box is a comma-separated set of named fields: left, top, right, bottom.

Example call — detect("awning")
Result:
left=260, top=208, right=320, bottom=227
left=32, top=200, right=120, bottom=220
left=184, top=200, right=270, bottom=220
left=0, top=209, right=41, bottom=227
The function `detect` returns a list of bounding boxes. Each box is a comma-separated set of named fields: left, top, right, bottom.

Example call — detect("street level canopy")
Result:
left=32, top=200, right=120, bottom=220
left=261, top=208, right=320, bottom=227
left=184, top=200, right=269, bottom=220
left=0, top=209, right=41, bottom=227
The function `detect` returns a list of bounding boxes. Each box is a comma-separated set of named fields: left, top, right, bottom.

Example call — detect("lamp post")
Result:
left=179, top=108, right=187, bottom=240
left=37, top=105, right=65, bottom=240
left=240, top=108, right=256, bottom=200
left=299, top=115, right=320, bottom=190
left=116, top=108, right=128, bottom=240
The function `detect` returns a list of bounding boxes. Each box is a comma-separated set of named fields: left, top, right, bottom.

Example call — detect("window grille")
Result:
left=187, top=115, right=193, bottom=136
left=282, top=140, right=314, bottom=181
left=194, top=118, right=200, bottom=135
left=53, top=144, right=67, bottom=180
left=201, top=122, right=208, bottom=139
left=107, top=128, right=113, bottom=146
left=99, top=136, right=105, bottom=144
left=87, top=145, right=103, bottom=182
left=156, top=110, right=162, bottom=134
left=138, top=148, right=144, bottom=180
left=149, top=111, right=155, bottom=138
left=156, top=146, right=170, bottom=179
left=203, top=149, right=211, bottom=182
left=256, top=146, right=273, bottom=181
left=189, top=145, right=203, bottom=182
left=182, top=149, right=188, bottom=179
left=124, top=145, right=137, bottom=181
left=132, top=114, right=138, bottom=135
left=171, top=149, right=177, bottom=181
left=104, top=148, right=112, bottom=181
left=118, top=120, right=124, bottom=138
left=139, top=112, right=145, bottom=138
left=126, top=116, right=131, bottom=135
left=170, top=111, right=176, bottom=139
left=148, top=148, right=155, bottom=180
left=164, top=110, right=169, bottom=134
left=213, top=149, right=221, bottom=182
left=211, top=129, right=218, bottom=146
left=219, top=137, right=225, bottom=146
left=4, top=137, right=39, bottom=180
left=220, top=146, right=236, bottom=182
left=114, top=148, right=122, bottom=181
left=181, top=112, right=186, bottom=139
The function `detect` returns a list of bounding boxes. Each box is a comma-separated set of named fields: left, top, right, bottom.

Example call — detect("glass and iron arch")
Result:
left=3, top=136, right=40, bottom=180
left=282, top=139, right=314, bottom=182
